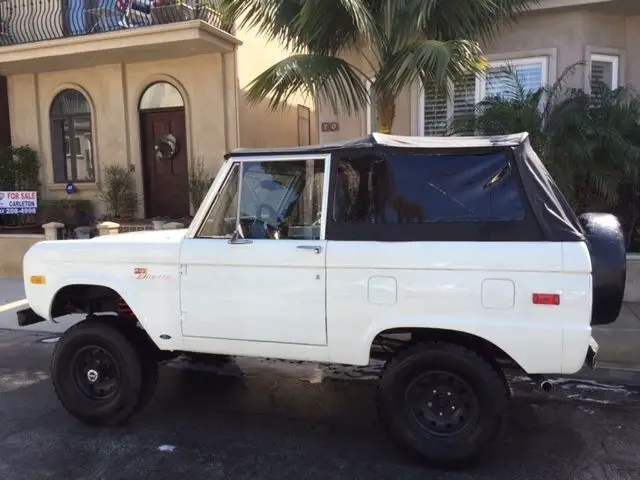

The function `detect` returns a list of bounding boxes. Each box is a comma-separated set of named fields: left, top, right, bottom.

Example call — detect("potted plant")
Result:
left=97, top=165, right=139, bottom=220
left=188, top=155, right=213, bottom=213
left=152, top=216, right=170, bottom=230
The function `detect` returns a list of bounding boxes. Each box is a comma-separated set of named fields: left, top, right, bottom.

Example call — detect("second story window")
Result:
left=590, top=53, right=619, bottom=95
left=50, top=89, right=95, bottom=183
left=422, top=56, right=548, bottom=136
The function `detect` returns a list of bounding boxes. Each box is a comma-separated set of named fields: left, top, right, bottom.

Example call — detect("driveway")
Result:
left=1, top=328, right=640, bottom=480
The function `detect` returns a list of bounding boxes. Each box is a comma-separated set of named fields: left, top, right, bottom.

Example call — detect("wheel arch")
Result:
left=48, top=279, right=164, bottom=352
left=50, top=284, right=121, bottom=318
left=368, top=326, right=528, bottom=376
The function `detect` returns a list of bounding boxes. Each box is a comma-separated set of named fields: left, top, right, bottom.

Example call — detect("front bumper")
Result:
left=16, top=308, right=46, bottom=327
left=586, top=337, right=599, bottom=370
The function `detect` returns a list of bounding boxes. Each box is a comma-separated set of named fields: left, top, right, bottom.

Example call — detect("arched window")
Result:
left=50, top=89, right=94, bottom=183
left=139, top=82, right=184, bottom=110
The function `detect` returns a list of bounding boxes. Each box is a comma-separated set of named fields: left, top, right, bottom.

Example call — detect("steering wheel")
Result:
left=250, top=203, right=281, bottom=239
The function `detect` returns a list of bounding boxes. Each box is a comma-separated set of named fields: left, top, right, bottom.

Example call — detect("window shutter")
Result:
left=452, top=75, right=476, bottom=121
left=423, top=83, right=448, bottom=136
left=485, top=63, right=543, bottom=99
left=590, top=59, right=613, bottom=95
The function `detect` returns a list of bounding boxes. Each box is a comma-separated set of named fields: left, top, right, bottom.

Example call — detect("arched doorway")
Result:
left=139, top=81, right=189, bottom=219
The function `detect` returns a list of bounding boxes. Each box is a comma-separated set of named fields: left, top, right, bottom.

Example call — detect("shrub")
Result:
left=0, top=145, right=40, bottom=228
left=98, top=165, right=138, bottom=218
left=189, top=155, right=214, bottom=213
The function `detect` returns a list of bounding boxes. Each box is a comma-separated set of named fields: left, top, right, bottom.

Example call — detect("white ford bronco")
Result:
left=18, top=133, right=625, bottom=468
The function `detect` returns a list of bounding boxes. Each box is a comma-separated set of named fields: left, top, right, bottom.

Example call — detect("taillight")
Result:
left=532, top=293, right=560, bottom=305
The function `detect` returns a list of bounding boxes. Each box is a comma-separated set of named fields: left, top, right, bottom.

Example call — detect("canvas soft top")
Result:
left=226, top=132, right=585, bottom=243
left=225, top=132, right=529, bottom=158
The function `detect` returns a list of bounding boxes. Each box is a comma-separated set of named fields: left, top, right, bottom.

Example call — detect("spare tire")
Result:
left=578, top=213, right=626, bottom=326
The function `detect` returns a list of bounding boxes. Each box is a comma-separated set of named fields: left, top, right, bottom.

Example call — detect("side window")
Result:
left=198, top=159, right=325, bottom=240
left=198, top=163, right=240, bottom=238
left=332, top=151, right=525, bottom=224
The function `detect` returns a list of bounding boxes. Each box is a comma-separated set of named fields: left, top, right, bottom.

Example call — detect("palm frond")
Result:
left=376, top=39, right=485, bottom=99
left=244, top=54, right=369, bottom=115
left=218, top=0, right=380, bottom=55
left=408, top=0, right=537, bottom=42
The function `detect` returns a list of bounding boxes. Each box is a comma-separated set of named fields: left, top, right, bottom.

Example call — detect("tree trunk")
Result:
left=377, top=96, right=395, bottom=134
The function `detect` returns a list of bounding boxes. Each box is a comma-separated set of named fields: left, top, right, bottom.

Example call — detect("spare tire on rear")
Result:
left=578, top=213, right=626, bottom=326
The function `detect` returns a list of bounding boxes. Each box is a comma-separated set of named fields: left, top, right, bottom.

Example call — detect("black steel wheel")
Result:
left=51, top=320, right=143, bottom=426
left=71, top=345, right=121, bottom=402
left=377, top=341, right=509, bottom=469
left=405, top=370, right=480, bottom=438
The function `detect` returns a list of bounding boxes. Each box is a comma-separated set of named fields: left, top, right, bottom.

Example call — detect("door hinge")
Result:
left=178, top=264, right=187, bottom=276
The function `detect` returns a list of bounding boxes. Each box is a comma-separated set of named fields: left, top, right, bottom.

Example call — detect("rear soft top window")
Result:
left=331, top=150, right=525, bottom=225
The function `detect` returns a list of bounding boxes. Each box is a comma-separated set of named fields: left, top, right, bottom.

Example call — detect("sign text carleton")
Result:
left=0, top=191, right=38, bottom=215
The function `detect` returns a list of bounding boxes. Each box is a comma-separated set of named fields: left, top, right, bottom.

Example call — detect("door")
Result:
left=141, top=108, right=189, bottom=218
left=180, top=155, right=329, bottom=346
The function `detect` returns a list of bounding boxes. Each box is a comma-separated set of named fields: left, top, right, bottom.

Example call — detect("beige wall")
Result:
left=0, top=234, right=43, bottom=279
left=7, top=53, right=234, bottom=218
left=234, top=25, right=318, bottom=148
left=317, top=8, right=638, bottom=144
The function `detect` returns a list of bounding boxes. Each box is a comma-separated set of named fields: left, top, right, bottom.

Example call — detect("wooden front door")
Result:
left=141, top=108, right=189, bottom=219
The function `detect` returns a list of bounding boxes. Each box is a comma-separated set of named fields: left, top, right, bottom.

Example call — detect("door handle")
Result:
left=297, top=245, right=322, bottom=254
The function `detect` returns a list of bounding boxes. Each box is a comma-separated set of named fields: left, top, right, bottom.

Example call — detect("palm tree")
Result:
left=218, top=0, right=537, bottom=133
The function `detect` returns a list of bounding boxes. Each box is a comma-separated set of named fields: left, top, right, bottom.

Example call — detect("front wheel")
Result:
left=377, top=341, right=509, bottom=469
left=51, top=320, right=143, bottom=426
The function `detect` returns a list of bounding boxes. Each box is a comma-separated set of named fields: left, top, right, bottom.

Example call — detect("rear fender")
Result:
left=360, top=317, right=566, bottom=374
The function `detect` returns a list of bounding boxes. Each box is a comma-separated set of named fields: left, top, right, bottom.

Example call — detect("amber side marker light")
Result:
left=532, top=293, right=560, bottom=305
left=30, top=275, right=46, bottom=285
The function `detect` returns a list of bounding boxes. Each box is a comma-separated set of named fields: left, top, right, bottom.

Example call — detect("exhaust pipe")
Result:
left=540, top=380, right=553, bottom=392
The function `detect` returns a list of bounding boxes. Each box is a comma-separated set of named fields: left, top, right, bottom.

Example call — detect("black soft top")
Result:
left=226, top=132, right=585, bottom=243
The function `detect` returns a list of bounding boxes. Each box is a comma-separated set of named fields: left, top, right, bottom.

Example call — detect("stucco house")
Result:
left=0, top=0, right=317, bottom=219
left=318, top=0, right=640, bottom=144
left=0, top=0, right=636, bottom=220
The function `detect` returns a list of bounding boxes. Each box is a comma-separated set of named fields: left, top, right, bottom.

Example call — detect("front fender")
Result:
left=34, top=265, right=182, bottom=352
left=359, top=316, right=566, bottom=374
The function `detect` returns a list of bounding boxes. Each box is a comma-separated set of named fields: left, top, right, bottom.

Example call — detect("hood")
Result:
left=27, top=228, right=187, bottom=265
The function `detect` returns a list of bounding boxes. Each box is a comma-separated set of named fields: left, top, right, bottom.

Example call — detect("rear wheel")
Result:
left=377, top=341, right=509, bottom=469
left=51, top=320, right=143, bottom=426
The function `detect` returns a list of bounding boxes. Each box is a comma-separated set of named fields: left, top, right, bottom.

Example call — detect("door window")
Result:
left=198, top=159, right=325, bottom=240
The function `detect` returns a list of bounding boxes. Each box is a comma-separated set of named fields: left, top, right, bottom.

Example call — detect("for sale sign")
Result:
left=0, top=191, right=38, bottom=215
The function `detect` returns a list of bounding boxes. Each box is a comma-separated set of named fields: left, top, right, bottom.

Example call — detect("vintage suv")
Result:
left=18, top=133, right=626, bottom=468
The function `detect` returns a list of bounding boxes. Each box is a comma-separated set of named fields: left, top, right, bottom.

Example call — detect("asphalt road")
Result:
left=1, top=326, right=640, bottom=480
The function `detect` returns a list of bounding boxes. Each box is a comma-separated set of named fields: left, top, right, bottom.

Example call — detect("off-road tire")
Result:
left=377, top=341, right=509, bottom=469
left=51, top=320, right=143, bottom=426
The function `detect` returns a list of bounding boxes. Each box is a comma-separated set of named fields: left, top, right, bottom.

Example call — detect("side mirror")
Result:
left=228, top=225, right=252, bottom=245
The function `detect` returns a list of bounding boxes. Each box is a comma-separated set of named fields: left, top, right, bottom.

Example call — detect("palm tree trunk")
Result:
left=377, top=96, right=395, bottom=134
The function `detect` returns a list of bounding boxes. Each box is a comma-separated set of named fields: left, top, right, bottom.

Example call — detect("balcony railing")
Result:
left=0, top=0, right=232, bottom=47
